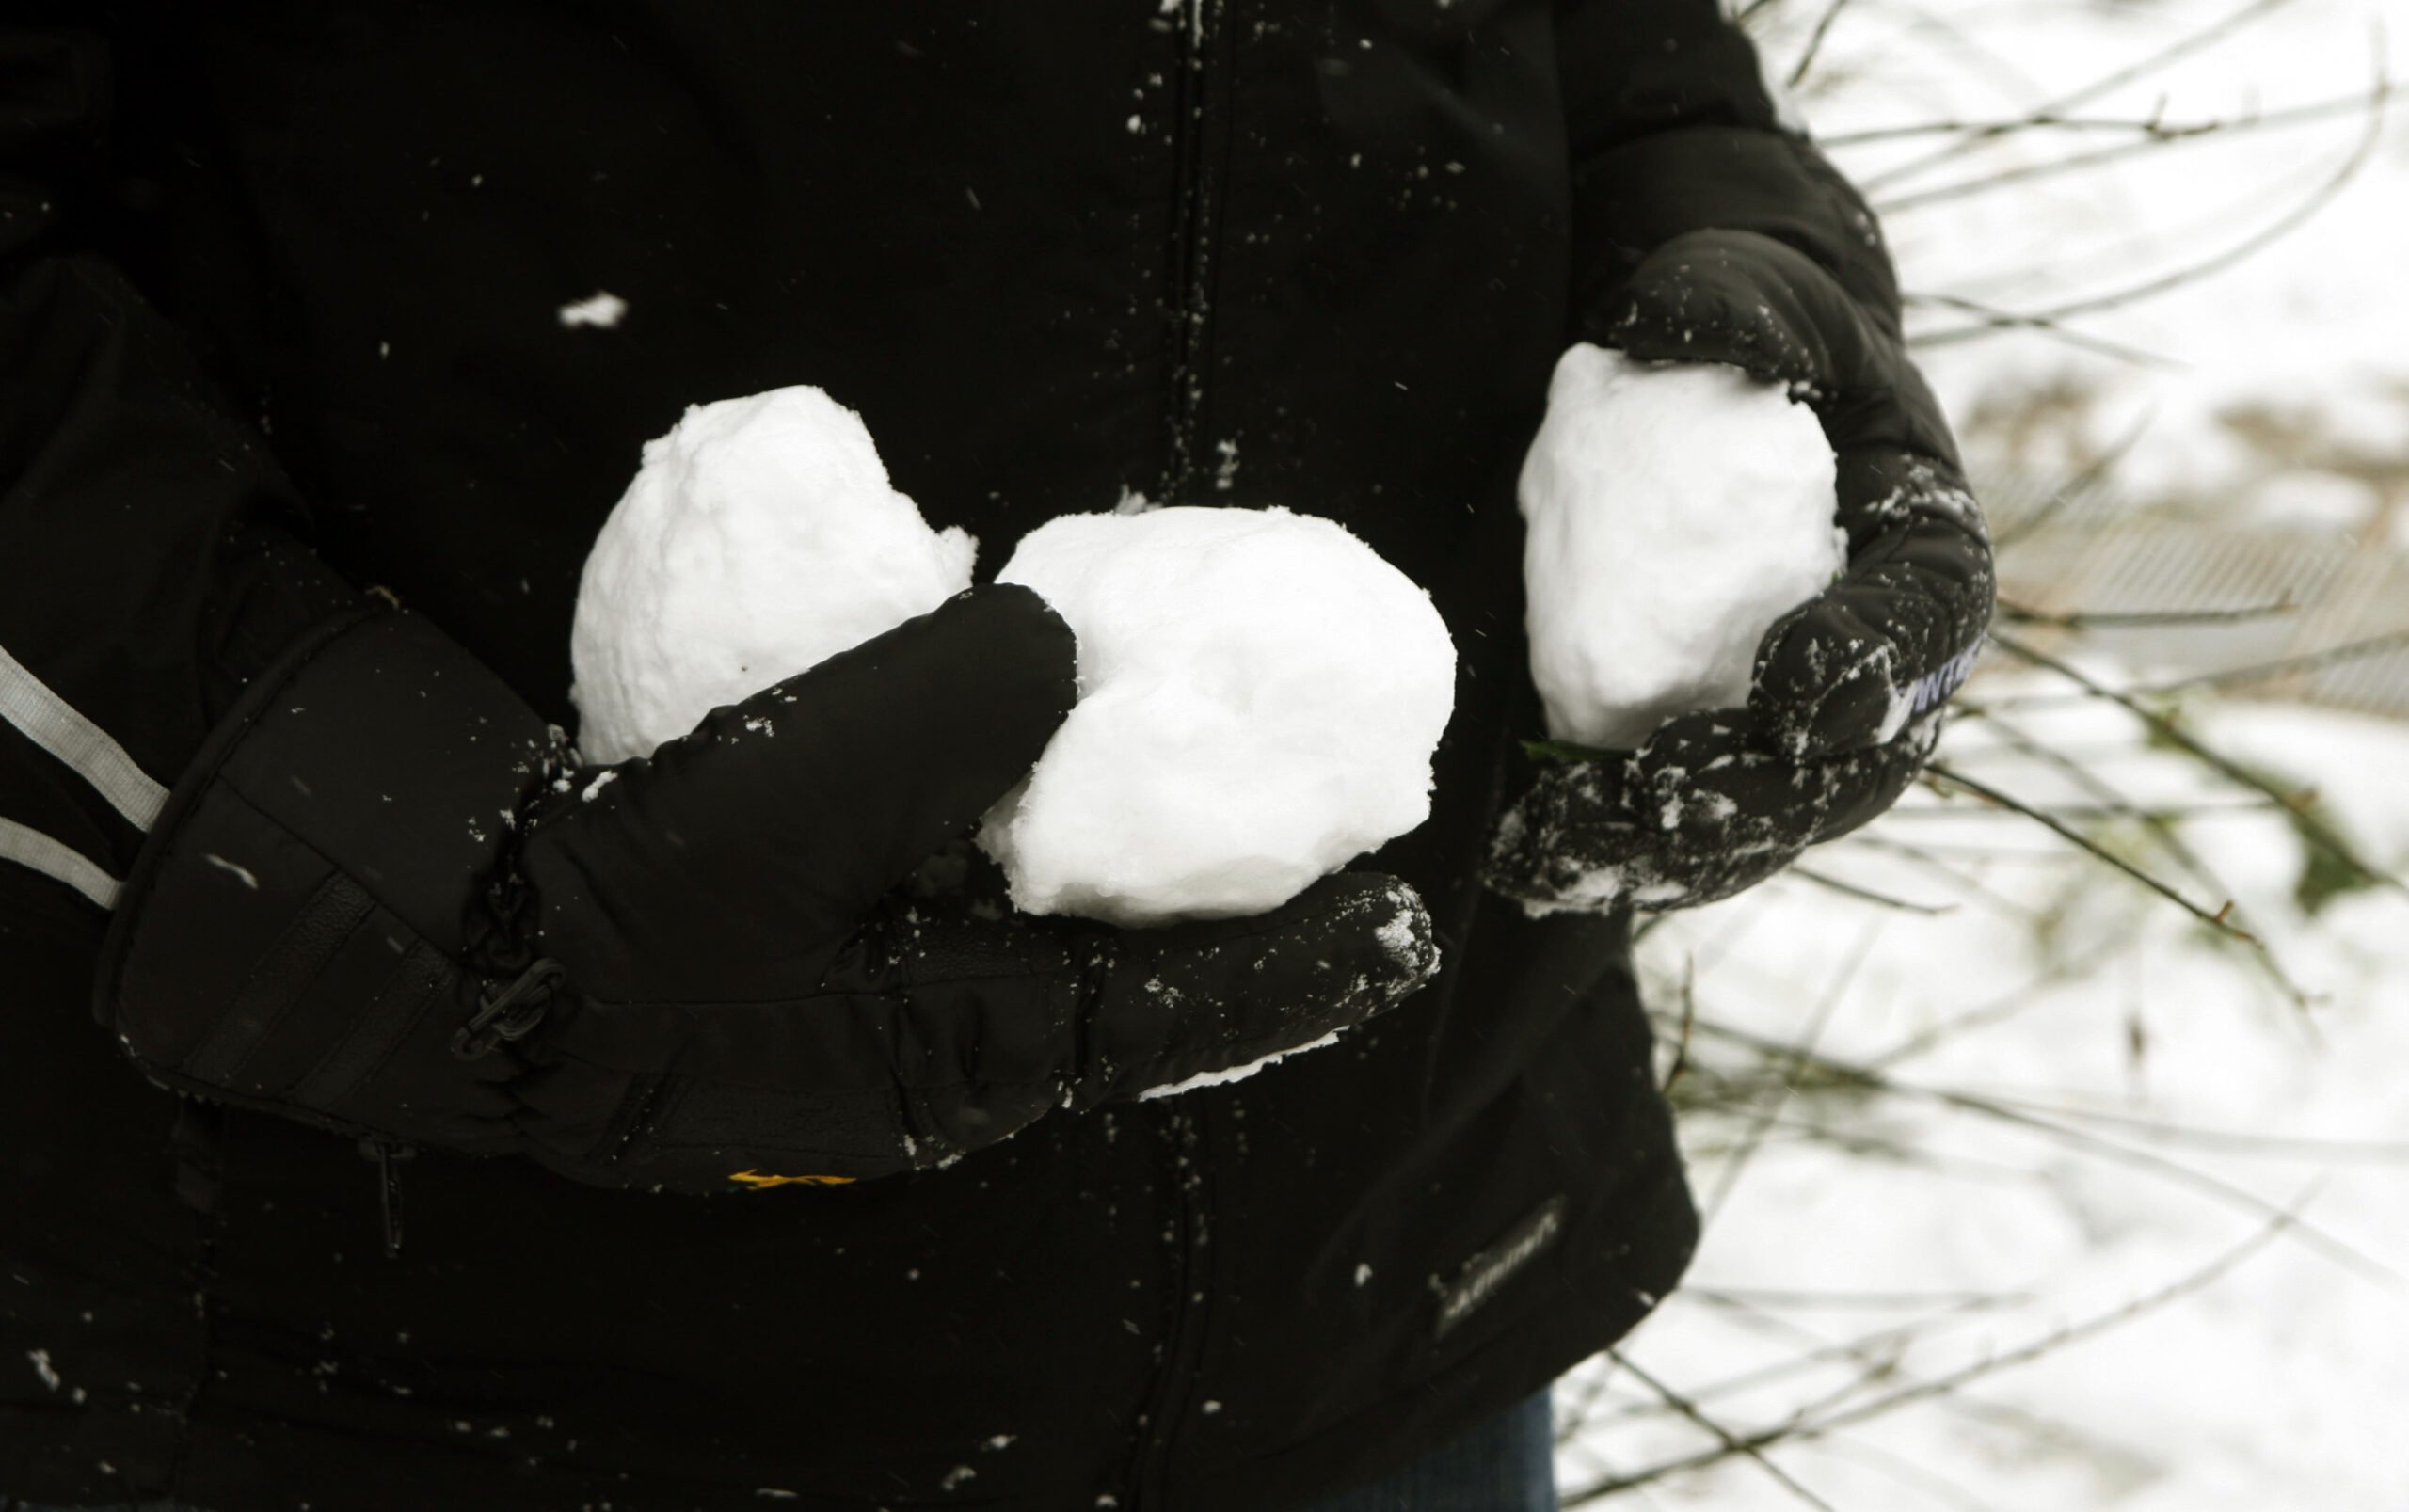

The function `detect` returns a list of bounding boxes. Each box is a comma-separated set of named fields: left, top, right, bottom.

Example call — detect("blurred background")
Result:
left=1554, top=2, right=2409, bottom=1505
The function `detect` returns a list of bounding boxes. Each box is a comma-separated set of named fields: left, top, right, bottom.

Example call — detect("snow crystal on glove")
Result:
left=982, top=507, right=1455, bottom=926
left=570, top=387, right=976, bottom=761
left=1521, top=345, right=1843, bottom=749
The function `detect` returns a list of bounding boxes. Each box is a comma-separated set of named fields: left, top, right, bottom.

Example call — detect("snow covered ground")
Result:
left=1563, top=691, right=2409, bottom=1509
left=1555, top=3, right=2409, bottom=1505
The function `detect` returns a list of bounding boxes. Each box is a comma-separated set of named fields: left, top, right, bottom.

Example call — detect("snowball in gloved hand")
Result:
left=570, top=387, right=976, bottom=762
left=1521, top=344, right=1843, bottom=750
left=981, top=507, right=1456, bottom=927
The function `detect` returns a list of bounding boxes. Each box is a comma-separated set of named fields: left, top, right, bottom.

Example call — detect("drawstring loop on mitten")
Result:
left=453, top=959, right=566, bottom=1060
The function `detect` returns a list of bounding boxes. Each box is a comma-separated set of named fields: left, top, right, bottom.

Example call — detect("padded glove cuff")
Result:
left=96, top=609, right=563, bottom=1154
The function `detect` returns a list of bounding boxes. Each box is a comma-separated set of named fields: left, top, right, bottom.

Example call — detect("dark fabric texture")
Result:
left=0, top=2, right=1903, bottom=1507
left=1302, top=1392, right=1555, bottom=1511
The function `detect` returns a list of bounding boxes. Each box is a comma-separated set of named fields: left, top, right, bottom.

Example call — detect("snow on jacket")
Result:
left=0, top=3, right=1898, bottom=1507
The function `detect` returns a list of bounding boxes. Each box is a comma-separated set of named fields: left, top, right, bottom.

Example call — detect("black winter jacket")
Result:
left=0, top=3, right=1902, bottom=1507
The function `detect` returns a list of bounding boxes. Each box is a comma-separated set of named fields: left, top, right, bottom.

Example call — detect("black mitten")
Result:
left=1487, top=230, right=1993, bottom=913
left=101, top=587, right=1438, bottom=1190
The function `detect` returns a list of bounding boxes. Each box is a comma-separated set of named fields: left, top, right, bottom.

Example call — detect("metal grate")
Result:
left=1975, top=465, right=2409, bottom=721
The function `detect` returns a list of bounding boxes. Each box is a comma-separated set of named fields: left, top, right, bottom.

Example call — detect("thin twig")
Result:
left=2124, top=628, right=2409, bottom=698
left=1971, top=1093, right=2409, bottom=1165
left=1669, top=1282, right=2118, bottom=1481
left=1989, top=404, right=2155, bottom=549
left=1553, top=1353, right=1628, bottom=1450
left=1818, top=1435, right=2007, bottom=1512
left=1998, top=597, right=2300, bottom=629
left=1585, top=1290, right=2025, bottom=1434
left=1875, top=799, right=2289, bottom=821
left=1693, top=1286, right=2034, bottom=1312
left=1564, top=1202, right=2305, bottom=1504
left=1859, top=0, right=2307, bottom=193
left=1823, top=91, right=2384, bottom=147
left=1910, top=69, right=2389, bottom=347
left=1967, top=709, right=2229, bottom=901
left=1869, top=931, right=2129, bottom=1068
left=1923, top=762, right=2258, bottom=946
left=1680, top=1283, right=2114, bottom=1452
left=1905, top=291, right=2179, bottom=365
left=1662, top=954, right=1699, bottom=1096
left=1986, top=629, right=2407, bottom=900
left=1874, top=88, right=2388, bottom=214
left=1791, top=864, right=1957, bottom=915
left=1786, top=0, right=1856, bottom=89
left=1687, top=1019, right=2397, bottom=1287
left=1699, top=920, right=1887, bottom=1231
left=1830, top=835, right=2047, bottom=919
left=1603, top=1347, right=1842, bottom=1512
left=1927, top=756, right=2316, bottom=1015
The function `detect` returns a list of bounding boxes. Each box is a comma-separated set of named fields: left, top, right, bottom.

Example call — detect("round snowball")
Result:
left=981, top=507, right=1456, bottom=926
left=1521, top=344, right=1843, bottom=750
left=571, top=386, right=976, bottom=761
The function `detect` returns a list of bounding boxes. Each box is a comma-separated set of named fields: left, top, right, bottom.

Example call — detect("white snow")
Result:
left=1562, top=684, right=2409, bottom=1511
left=1520, top=344, right=1843, bottom=749
left=981, top=507, right=1456, bottom=926
left=1791, top=0, right=2409, bottom=517
left=557, top=291, right=628, bottom=329
left=1137, top=1029, right=1345, bottom=1101
left=201, top=853, right=260, bottom=890
left=569, top=387, right=975, bottom=761
left=1542, top=7, right=2409, bottom=1501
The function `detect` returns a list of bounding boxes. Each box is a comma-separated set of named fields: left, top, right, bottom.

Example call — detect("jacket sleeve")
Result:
left=2, top=20, right=365, bottom=923
left=1, top=21, right=565, bottom=1154
left=1554, top=0, right=1903, bottom=342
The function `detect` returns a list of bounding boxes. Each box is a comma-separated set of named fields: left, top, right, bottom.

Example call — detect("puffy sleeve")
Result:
left=1553, top=0, right=1903, bottom=342
left=1, top=14, right=361, bottom=931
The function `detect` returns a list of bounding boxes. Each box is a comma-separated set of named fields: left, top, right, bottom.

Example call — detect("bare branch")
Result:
left=1997, top=597, right=2300, bottom=629
left=1859, top=0, right=2308, bottom=194
left=2127, top=628, right=2409, bottom=698
left=1923, top=761, right=2263, bottom=948
left=1903, top=294, right=2179, bottom=364
left=1603, top=1346, right=1842, bottom=1512
left=1786, top=0, right=1857, bottom=89
left=1873, top=88, right=2389, bottom=214
left=1823, top=91, right=2383, bottom=148
left=1869, top=931, right=2129, bottom=1068
left=1909, top=70, right=2390, bottom=348
left=1989, top=403, right=2156, bottom=549
left=1686, top=1019, right=2397, bottom=1286
left=1699, top=920, right=1887, bottom=1231
left=1970, top=1093, right=2409, bottom=1165
left=1986, top=629, right=2407, bottom=901
left=1790, top=864, right=1957, bottom=915
left=1565, top=1204, right=2303, bottom=1504
left=1662, top=954, right=1699, bottom=1096
left=1967, top=709, right=2229, bottom=900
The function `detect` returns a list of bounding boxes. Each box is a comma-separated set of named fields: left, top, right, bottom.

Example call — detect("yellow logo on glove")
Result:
left=728, top=1170, right=855, bottom=1189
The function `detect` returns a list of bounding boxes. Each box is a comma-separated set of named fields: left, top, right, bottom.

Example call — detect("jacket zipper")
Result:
left=1158, top=0, right=1225, bottom=504
left=1129, top=1109, right=1215, bottom=1509
left=1125, top=7, right=1225, bottom=1505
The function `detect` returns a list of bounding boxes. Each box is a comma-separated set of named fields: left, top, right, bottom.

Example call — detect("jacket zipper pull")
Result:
left=361, top=1138, right=414, bottom=1258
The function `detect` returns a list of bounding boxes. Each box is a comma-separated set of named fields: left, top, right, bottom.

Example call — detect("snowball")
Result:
left=981, top=507, right=1456, bottom=926
left=1520, top=344, right=1844, bottom=750
left=570, top=387, right=976, bottom=761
